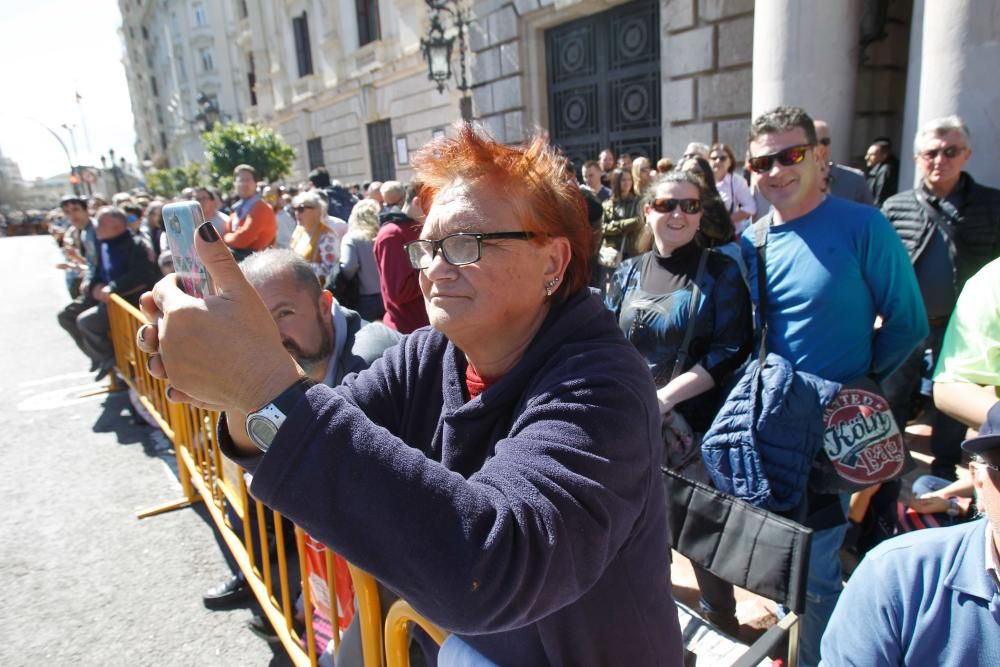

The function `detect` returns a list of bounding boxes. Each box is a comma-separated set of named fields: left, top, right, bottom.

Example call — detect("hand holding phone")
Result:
left=162, top=201, right=213, bottom=297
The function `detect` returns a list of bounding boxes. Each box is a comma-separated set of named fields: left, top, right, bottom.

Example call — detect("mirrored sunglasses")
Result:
left=747, top=144, right=812, bottom=173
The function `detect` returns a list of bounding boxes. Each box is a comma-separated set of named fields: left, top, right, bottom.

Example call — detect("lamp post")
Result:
left=420, top=0, right=472, bottom=121
left=109, top=149, right=123, bottom=192
left=194, top=92, right=223, bottom=132
left=39, top=122, right=79, bottom=196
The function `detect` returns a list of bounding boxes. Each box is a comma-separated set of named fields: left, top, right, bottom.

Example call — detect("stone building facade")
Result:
left=119, top=0, right=248, bottom=169
left=120, top=0, right=1000, bottom=190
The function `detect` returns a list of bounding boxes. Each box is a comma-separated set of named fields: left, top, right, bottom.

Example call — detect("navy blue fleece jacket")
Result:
left=223, top=289, right=682, bottom=666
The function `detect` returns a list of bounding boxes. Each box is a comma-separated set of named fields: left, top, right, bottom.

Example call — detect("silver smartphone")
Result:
left=162, top=201, right=213, bottom=297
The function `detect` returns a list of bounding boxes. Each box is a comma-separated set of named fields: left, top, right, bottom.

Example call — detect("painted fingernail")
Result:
left=146, top=355, right=156, bottom=375
left=198, top=221, right=221, bottom=242
left=138, top=324, right=149, bottom=343
left=165, top=386, right=175, bottom=401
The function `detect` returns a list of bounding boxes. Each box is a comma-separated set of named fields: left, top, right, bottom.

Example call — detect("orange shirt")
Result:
left=224, top=199, right=276, bottom=250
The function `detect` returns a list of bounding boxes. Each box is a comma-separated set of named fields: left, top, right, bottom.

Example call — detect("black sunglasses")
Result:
left=920, top=145, right=966, bottom=161
left=650, top=198, right=702, bottom=214
left=818, top=137, right=832, bottom=146
left=294, top=205, right=313, bottom=212
left=747, top=144, right=812, bottom=173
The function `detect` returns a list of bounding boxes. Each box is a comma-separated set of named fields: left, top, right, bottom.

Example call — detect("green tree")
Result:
left=202, top=123, right=296, bottom=187
left=146, top=162, right=204, bottom=198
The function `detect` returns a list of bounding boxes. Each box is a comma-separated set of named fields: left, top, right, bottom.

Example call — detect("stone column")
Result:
left=751, top=0, right=861, bottom=163
left=899, top=0, right=1000, bottom=189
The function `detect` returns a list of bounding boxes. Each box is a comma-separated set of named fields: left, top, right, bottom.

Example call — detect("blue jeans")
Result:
left=793, top=493, right=851, bottom=667
left=438, top=636, right=499, bottom=667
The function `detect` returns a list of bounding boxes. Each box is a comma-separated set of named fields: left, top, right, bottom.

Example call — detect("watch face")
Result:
left=247, top=416, right=278, bottom=450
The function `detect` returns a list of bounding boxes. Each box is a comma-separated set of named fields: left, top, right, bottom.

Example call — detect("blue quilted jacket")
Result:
left=701, top=353, right=841, bottom=512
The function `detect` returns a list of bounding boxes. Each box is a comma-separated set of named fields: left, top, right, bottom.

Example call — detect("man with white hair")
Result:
left=882, top=115, right=1000, bottom=480
left=365, top=181, right=384, bottom=206
left=379, top=180, right=406, bottom=212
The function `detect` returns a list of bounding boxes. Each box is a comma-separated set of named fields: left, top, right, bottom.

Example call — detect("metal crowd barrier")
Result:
left=107, top=294, right=385, bottom=666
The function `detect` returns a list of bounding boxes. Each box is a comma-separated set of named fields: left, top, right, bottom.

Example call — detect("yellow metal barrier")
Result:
left=384, top=600, right=449, bottom=667
left=107, top=294, right=385, bottom=667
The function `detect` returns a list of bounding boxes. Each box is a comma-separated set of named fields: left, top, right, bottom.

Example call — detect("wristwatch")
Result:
left=245, top=377, right=315, bottom=452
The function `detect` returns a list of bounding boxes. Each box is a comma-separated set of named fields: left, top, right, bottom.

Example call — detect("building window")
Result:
left=292, top=12, right=314, bottom=77
left=356, top=0, right=381, bottom=46
left=151, top=76, right=159, bottom=97
left=200, top=48, right=215, bottom=72
left=247, top=53, right=257, bottom=106
left=239, top=0, right=248, bottom=18
left=177, top=54, right=187, bottom=81
left=367, top=120, right=395, bottom=180
left=160, top=132, right=168, bottom=151
left=194, top=3, right=207, bottom=26
left=141, top=26, right=149, bottom=40
left=307, top=138, right=324, bottom=170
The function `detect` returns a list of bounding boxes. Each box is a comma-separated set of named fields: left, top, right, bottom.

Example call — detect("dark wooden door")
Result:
left=545, top=0, right=661, bottom=167
left=366, top=119, right=396, bottom=181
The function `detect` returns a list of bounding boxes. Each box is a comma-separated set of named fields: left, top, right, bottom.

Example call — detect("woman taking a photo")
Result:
left=606, top=169, right=752, bottom=636
left=708, top=142, right=755, bottom=236
left=138, top=124, right=683, bottom=666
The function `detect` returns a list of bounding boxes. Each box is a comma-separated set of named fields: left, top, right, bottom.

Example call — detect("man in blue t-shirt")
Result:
left=740, top=106, right=927, bottom=667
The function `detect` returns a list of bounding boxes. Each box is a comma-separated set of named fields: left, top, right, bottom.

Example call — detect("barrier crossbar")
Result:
left=107, top=294, right=383, bottom=666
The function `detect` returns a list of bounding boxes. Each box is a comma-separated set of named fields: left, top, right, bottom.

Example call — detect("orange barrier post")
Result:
left=106, top=295, right=390, bottom=667
left=384, top=600, right=448, bottom=667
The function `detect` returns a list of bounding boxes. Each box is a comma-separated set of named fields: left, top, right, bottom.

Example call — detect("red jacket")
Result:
left=373, top=214, right=428, bottom=333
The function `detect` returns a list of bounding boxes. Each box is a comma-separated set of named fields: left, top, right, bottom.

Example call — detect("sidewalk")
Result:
left=0, top=236, right=285, bottom=666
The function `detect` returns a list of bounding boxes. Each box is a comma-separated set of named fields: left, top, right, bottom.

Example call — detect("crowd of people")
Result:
left=50, top=105, right=1000, bottom=666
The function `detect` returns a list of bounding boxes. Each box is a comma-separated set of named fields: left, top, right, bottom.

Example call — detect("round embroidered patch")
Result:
left=823, top=386, right=905, bottom=485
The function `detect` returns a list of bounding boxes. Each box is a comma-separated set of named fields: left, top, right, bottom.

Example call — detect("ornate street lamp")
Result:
left=195, top=92, right=223, bottom=132
left=420, top=0, right=472, bottom=120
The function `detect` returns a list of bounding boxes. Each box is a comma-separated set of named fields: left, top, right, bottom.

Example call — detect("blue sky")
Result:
left=0, top=0, right=137, bottom=180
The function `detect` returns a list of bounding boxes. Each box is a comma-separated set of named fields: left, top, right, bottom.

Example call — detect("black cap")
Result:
left=961, top=401, right=1000, bottom=454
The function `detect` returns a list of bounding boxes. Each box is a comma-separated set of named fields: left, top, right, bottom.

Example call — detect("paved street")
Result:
left=0, top=235, right=289, bottom=666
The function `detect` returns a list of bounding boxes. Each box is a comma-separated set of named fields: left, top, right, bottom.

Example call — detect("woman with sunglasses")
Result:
left=708, top=143, right=756, bottom=235
left=138, top=124, right=683, bottom=665
left=606, top=169, right=752, bottom=635
left=288, top=190, right=347, bottom=284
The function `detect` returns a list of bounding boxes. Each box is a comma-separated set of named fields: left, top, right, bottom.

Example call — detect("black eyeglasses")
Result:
left=650, top=198, right=702, bottom=214
left=920, top=145, right=966, bottom=161
left=294, top=205, right=312, bottom=213
left=747, top=144, right=812, bottom=173
left=708, top=154, right=728, bottom=162
left=818, top=138, right=832, bottom=146
left=405, top=232, right=535, bottom=269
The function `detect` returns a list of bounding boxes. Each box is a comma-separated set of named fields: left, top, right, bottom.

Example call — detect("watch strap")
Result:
left=246, top=377, right=315, bottom=452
